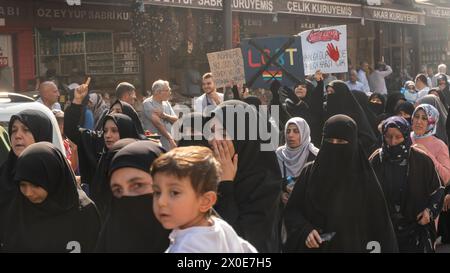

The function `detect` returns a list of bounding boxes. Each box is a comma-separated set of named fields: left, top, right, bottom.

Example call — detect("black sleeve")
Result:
left=232, top=85, right=241, bottom=101
left=282, top=164, right=315, bottom=252
left=428, top=187, right=445, bottom=221
left=214, top=181, right=239, bottom=226
left=64, top=103, right=84, bottom=145
left=309, top=80, right=324, bottom=119
left=269, top=80, right=282, bottom=107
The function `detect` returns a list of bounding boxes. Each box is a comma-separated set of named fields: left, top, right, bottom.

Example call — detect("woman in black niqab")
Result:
left=96, top=140, right=169, bottom=253
left=283, top=114, right=398, bottom=253
left=325, top=81, right=378, bottom=154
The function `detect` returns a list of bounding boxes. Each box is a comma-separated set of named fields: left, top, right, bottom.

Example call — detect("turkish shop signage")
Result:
left=144, top=0, right=275, bottom=13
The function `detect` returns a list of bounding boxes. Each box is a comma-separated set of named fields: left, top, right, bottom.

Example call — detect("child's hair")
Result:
left=150, top=146, right=221, bottom=195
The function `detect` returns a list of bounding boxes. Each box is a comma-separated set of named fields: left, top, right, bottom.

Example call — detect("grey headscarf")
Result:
left=276, top=117, right=319, bottom=178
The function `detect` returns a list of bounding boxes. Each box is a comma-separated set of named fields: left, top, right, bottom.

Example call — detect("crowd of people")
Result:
left=0, top=59, right=450, bottom=253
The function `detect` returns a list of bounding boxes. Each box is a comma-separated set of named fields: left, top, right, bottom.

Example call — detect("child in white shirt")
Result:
left=151, top=146, right=257, bottom=253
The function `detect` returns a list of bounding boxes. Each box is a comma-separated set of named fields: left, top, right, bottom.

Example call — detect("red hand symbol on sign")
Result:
left=326, top=43, right=340, bottom=62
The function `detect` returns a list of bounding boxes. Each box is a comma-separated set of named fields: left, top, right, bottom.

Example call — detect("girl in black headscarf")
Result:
left=283, top=114, right=397, bottom=253
left=106, top=99, right=144, bottom=134
left=325, top=81, right=378, bottom=154
left=0, top=110, right=53, bottom=245
left=212, top=100, right=282, bottom=253
left=65, top=106, right=145, bottom=211
left=370, top=116, right=444, bottom=252
left=96, top=141, right=169, bottom=253
left=2, top=142, right=100, bottom=253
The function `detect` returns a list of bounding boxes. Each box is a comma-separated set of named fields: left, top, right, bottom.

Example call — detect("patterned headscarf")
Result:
left=412, top=104, right=439, bottom=139
left=381, top=116, right=412, bottom=162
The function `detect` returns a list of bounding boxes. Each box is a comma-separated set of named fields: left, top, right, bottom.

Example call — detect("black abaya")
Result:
left=283, top=115, right=398, bottom=253
left=2, top=142, right=100, bottom=253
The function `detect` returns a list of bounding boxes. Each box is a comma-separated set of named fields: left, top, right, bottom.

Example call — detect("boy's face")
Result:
left=152, top=173, right=215, bottom=230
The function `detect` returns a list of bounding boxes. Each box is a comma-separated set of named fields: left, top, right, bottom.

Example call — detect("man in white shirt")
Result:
left=37, top=81, right=61, bottom=111
left=432, top=64, right=450, bottom=87
left=357, top=61, right=371, bottom=93
left=143, top=80, right=178, bottom=151
left=346, top=69, right=366, bottom=94
left=193, top=73, right=223, bottom=114
left=415, top=74, right=430, bottom=99
left=368, top=62, right=392, bottom=95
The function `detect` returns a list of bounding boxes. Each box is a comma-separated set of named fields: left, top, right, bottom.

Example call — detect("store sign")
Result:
left=0, top=5, right=20, bottom=17
left=240, top=36, right=304, bottom=88
left=35, top=7, right=130, bottom=21
left=144, top=0, right=275, bottom=13
left=34, top=2, right=132, bottom=29
left=425, top=7, right=450, bottom=19
left=0, top=0, right=32, bottom=27
left=299, top=25, right=348, bottom=75
left=277, top=0, right=362, bottom=19
left=364, top=7, right=425, bottom=25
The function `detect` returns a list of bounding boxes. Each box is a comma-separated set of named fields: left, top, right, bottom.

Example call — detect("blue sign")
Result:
left=240, top=36, right=304, bottom=89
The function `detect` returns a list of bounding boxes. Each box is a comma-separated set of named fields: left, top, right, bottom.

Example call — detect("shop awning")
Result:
left=414, top=0, right=450, bottom=19
left=143, top=0, right=429, bottom=25
left=363, top=5, right=426, bottom=25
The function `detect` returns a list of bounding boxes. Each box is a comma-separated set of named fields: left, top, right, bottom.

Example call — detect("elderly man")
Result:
left=37, top=81, right=61, bottom=110
left=346, top=69, right=366, bottom=94
left=432, top=64, right=450, bottom=87
left=143, top=80, right=178, bottom=151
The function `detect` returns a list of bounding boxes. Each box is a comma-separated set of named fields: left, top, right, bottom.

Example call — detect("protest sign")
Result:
left=299, top=25, right=348, bottom=75
left=207, top=48, right=245, bottom=89
left=240, top=36, right=304, bottom=88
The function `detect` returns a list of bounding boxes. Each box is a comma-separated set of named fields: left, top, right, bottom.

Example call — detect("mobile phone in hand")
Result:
left=320, top=232, right=336, bottom=242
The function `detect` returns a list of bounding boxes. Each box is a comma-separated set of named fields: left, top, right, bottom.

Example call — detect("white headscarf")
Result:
left=276, top=117, right=319, bottom=178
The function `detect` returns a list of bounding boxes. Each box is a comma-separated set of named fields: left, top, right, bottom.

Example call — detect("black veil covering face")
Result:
left=325, top=81, right=378, bottom=154
left=368, top=93, right=386, bottom=116
left=212, top=100, right=282, bottom=253
left=2, top=142, right=100, bottom=253
left=283, top=115, right=398, bottom=253
left=90, top=138, right=138, bottom=219
left=96, top=141, right=169, bottom=253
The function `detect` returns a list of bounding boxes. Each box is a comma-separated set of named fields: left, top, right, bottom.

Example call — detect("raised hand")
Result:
left=326, top=43, right=340, bottom=62
left=73, top=77, right=91, bottom=104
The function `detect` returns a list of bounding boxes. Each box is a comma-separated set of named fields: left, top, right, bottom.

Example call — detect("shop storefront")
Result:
left=362, top=4, right=426, bottom=91
left=0, top=0, right=34, bottom=92
left=421, top=5, right=450, bottom=69
left=33, top=1, right=140, bottom=95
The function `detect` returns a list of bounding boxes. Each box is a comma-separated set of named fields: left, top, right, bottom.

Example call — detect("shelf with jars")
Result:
left=420, top=24, right=449, bottom=66
left=37, top=30, right=140, bottom=78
